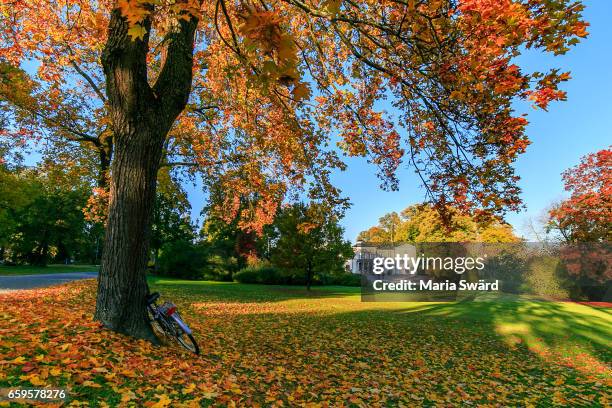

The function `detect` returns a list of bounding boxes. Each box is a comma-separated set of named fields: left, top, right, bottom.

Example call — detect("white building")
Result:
left=346, top=241, right=417, bottom=274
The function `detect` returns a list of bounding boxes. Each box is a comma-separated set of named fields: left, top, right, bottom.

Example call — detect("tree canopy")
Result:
left=549, top=148, right=611, bottom=242
left=1, top=0, right=588, bottom=226
left=268, top=203, right=353, bottom=289
left=358, top=203, right=520, bottom=244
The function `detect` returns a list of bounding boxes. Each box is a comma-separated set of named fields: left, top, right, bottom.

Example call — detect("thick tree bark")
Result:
left=94, top=8, right=198, bottom=340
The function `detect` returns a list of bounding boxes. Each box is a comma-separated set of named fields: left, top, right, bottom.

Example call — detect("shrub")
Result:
left=234, top=265, right=283, bottom=284
left=157, top=240, right=207, bottom=280
left=523, top=255, right=570, bottom=299
left=324, top=273, right=362, bottom=287
left=235, top=265, right=361, bottom=287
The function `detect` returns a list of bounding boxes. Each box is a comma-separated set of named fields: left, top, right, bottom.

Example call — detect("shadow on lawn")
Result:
left=392, top=299, right=611, bottom=375
left=149, top=277, right=610, bottom=376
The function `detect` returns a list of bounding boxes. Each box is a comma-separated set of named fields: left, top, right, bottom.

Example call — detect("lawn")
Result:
left=0, top=264, right=99, bottom=276
left=0, top=278, right=610, bottom=407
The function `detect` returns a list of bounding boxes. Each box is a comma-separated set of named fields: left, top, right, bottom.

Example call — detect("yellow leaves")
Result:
left=49, top=367, right=62, bottom=377
left=182, top=383, right=196, bottom=394
left=322, top=0, right=341, bottom=15
left=148, top=394, right=172, bottom=408
left=82, top=380, right=102, bottom=388
left=127, top=24, right=147, bottom=41
left=25, top=374, right=46, bottom=386
left=121, top=390, right=137, bottom=402
left=120, top=368, right=137, bottom=378
left=0, top=279, right=609, bottom=407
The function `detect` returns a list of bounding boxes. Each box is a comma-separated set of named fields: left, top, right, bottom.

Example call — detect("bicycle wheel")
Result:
left=147, top=307, right=169, bottom=341
left=176, top=332, right=200, bottom=355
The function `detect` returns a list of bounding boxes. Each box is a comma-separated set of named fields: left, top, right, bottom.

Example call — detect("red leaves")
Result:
left=549, top=148, right=612, bottom=242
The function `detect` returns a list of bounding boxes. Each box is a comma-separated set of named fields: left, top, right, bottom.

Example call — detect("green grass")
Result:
left=0, top=264, right=99, bottom=275
left=148, top=277, right=611, bottom=373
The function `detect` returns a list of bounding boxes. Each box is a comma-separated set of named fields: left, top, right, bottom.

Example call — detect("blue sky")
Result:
left=183, top=0, right=610, bottom=241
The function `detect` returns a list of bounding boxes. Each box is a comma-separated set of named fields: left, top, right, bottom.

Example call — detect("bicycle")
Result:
left=146, top=292, right=200, bottom=355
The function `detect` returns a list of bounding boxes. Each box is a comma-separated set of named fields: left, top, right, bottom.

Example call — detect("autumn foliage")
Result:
left=549, top=148, right=612, bottom=243
left=0, top=0, right=589, bottom=229
left=357, top=204, right=519, bottom=244
left=0, top=280, right=610, bottom=406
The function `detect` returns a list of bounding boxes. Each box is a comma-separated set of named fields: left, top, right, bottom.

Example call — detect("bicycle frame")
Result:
left=147, top=301, right=193, bottom=336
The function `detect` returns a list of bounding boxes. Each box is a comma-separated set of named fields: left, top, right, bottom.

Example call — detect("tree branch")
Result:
left=70, top=61, right=107, bottom=103
left=152, top=16, right=200, bottom=126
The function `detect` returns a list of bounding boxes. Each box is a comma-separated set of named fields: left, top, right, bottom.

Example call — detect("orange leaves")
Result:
left=118, top=0, right=201, bottom=41
left=237, top=9, right=284, bottom=55
left=118, top=0, right=149, bottom=27
left=235, top=6, right=307, bottom=96
left=83, top=187, right=110, bottom=225
left=3, top=0, right=590, bottom=230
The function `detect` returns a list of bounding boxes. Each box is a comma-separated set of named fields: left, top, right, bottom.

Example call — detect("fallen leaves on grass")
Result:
left=0, top=281, right=610, bottom=407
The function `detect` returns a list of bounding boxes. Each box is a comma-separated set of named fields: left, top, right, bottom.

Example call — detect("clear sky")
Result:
left=183, top=0, right=610, bottom=241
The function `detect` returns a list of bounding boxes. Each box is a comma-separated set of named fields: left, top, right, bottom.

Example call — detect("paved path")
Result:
left=0, top=272, right=98, bottom=292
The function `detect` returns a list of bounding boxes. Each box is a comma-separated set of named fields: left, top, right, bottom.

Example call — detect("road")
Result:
left=0, top=272, right=98, bottom=292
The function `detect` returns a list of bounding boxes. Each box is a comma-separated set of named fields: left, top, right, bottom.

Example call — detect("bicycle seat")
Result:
left=146, top=292, right=160, bottom=304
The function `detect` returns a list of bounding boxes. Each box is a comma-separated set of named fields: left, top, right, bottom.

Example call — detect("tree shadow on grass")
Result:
left=392, top=299, right=611, bottom=377
left=179, top=295, right=610, bottom=406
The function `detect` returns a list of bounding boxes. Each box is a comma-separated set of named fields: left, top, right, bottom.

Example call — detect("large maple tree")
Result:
left=1, top=0, right=588, bottom=339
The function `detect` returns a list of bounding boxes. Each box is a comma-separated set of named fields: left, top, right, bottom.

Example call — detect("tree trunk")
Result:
left=94, top=7, right=198, bottom=341
left=96, top=134, right=113, bottom=189
left=94, top=128, right=165, bottom=341
left=306, top=259, right=313, bottom=291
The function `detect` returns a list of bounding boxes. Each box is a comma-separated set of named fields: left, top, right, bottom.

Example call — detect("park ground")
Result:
left=0, top=278, right=610, bottom=407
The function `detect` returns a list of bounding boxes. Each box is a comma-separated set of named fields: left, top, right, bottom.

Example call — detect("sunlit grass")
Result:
left=151, top=277, right=611, bottom=378
left=0, top=264, right=99, bottom=275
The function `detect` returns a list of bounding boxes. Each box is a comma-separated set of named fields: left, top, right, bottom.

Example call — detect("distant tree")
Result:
left=358, top=204, right=519, bottom=244
left=200, top=189, right=266, bottom=279
left=357, top=226, right=391, bottom=245
left=150, top=169, right=195, bottom=269
left=0, top=164, right=33, bottom=260
left=9, top=168, right=90, bottom=265
left=270, top=203, right=353, bottom=290
left=549, top=148, right=611, bottom=242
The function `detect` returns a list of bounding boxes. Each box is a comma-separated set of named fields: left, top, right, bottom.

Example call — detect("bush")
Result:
left=235, top=265, right=361, bottom=287
left=200, top=254, right=239, bottom=282
left=523, top=256, right=570, bottom=299
left=157, top=240, right=207, bottom=280
left=234, top=265, right=283, bottom=284
left=324, top=273, right=362, bottom=287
